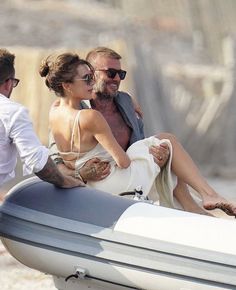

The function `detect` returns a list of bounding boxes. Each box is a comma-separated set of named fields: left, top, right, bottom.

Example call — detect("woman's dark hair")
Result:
left=39, top=52, right=94, bottom=97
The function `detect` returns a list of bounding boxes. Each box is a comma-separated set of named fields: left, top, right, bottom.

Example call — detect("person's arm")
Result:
left=130, top=95, right=143, bottom=118
left=35, top=157, right=85, bottom=187
left=119, top=92, right=145, bottom=140
left=53, top=157, right=111, bottom=183
left=127, top=94, right=169, bottom=168
left=78, top=158, right=111, bottom=182
left=81, top=110, right=131, bottom=169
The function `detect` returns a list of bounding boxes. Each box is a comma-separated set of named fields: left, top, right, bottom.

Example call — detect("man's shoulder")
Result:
left=116, top=91, right=133, bottom=104
left=0, top=98, right=28, bottom=132
left=117, top=91, right=132, bottom=98
left=0, top=97, right=25, bottom=115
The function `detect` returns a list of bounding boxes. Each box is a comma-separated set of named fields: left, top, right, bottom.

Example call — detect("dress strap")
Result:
left=70, top=111, right=81, bottom=155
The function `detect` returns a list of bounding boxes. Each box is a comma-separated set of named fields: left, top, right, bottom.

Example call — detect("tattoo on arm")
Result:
left=89, top=165, right=97, bottom=179
left=35, top=157, right=64, bottom=187
left=80, top=164, right=97, bottom=181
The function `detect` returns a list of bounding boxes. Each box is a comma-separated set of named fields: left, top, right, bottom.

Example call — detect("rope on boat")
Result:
left=65, top=269, right=142, bottom=289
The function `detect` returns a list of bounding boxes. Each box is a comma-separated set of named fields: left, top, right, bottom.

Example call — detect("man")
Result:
left=50, top=47, right=208, bottom=214
left=0, top=48, right=84, bottom=188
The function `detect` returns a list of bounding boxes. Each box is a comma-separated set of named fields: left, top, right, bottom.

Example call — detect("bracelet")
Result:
left=75, top=168, right=87, bottom=184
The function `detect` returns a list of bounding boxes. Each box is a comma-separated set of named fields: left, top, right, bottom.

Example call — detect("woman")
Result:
left=40, top=52, right=236, bottom=216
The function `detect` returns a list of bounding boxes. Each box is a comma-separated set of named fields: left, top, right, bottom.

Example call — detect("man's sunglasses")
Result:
left=96, top=68, right=127, bottom=80
left=75, top=74, right=95, bottom=85
left=6, top=77, right=20, bottom=88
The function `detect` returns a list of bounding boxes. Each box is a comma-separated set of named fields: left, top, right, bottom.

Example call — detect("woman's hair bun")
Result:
left=39, top=59, right=50, bottom=77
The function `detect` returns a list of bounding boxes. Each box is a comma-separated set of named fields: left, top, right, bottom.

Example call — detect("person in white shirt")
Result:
left=0, top=48, right=84, bottom=188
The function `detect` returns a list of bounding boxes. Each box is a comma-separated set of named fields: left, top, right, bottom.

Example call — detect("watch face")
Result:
left=54, top=158, right=64, bottom=165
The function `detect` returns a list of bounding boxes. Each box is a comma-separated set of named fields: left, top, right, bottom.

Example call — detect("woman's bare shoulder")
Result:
left=49, top=99, right=60, bottom=118
left=79, top=109, right=104, bottom=129
left=50, top=99, right=60, bottom=110
left=80, top=109, right=103, bottom=120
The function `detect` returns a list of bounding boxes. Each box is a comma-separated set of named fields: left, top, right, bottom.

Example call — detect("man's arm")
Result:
left=128, top=94, right=170, bottom=168
left=49, top=129, right=111, bottom=182
left=35, top=157, right=85, bottom=188
left=124, top=93, right=169, bottom=167
left=78, top=158, right=111, bottom=182
left=130, top=95, right=143, bottom=118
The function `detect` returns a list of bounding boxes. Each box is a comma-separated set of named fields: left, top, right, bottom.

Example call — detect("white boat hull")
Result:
left=2, top=238, right=232, bottom=290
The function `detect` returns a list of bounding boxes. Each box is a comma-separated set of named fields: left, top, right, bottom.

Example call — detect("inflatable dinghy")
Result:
left=0, top=177, right=236, bottom=290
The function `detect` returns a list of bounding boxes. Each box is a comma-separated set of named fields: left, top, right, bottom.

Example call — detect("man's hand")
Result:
left=79, top=158, right=111, bottom=182
left=62, top=175, right=86, bottom=188
left=54, top=163, right=86, bottom=187
left=54, top=163, right=85, bottom=188
left=149, top=143, right=170, bottom=168
left=57, top=163, right=75, bottom=177
left=36, top=157, right=86, bottom=188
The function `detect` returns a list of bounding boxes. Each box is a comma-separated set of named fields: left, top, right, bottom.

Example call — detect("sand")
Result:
left=0, top=241, right=56, bottom=290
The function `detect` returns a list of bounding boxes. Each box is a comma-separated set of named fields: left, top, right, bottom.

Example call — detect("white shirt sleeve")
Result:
left=9, top=106, right=49, bottom=175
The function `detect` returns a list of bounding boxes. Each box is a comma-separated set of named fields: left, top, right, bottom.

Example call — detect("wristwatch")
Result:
left=75, top=168, right=87, bottom=184
left=54, top=158, right=65, bottom=165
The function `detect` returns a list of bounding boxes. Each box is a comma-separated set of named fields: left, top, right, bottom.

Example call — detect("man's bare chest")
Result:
left=102, top=111, right=131, bottom=150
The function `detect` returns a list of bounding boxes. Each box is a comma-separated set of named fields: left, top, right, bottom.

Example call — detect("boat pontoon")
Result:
left=0, top=177, right=236, bottom=290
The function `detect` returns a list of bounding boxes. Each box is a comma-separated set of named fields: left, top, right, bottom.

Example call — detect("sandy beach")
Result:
left=0, top=241, right=56, bottom=290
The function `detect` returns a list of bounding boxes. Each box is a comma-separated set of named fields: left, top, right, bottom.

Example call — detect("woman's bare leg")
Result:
left=157, top=133, right=236, bottom=216
left=173, top=178, right=213, bottom=216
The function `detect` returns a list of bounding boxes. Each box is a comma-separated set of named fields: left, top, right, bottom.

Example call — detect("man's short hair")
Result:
left=86, top=47, right=122, bottom=66
left=0, top=49, right=15, bottom=84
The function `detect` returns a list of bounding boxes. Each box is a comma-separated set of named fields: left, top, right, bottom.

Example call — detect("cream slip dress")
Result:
left=59, top=111, right=176, bottom=208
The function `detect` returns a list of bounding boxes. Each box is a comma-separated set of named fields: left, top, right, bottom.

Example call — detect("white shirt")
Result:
left=0, top=93, right=49, bottom=186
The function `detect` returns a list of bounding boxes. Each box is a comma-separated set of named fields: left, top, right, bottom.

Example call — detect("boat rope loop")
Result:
left=119, top=186, right=143, bottom=198
left=119, top=186, right=153, bottom=203
left=65, top=273, right=79, bottom=281
left=65, top=268, right=142, bottom=289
